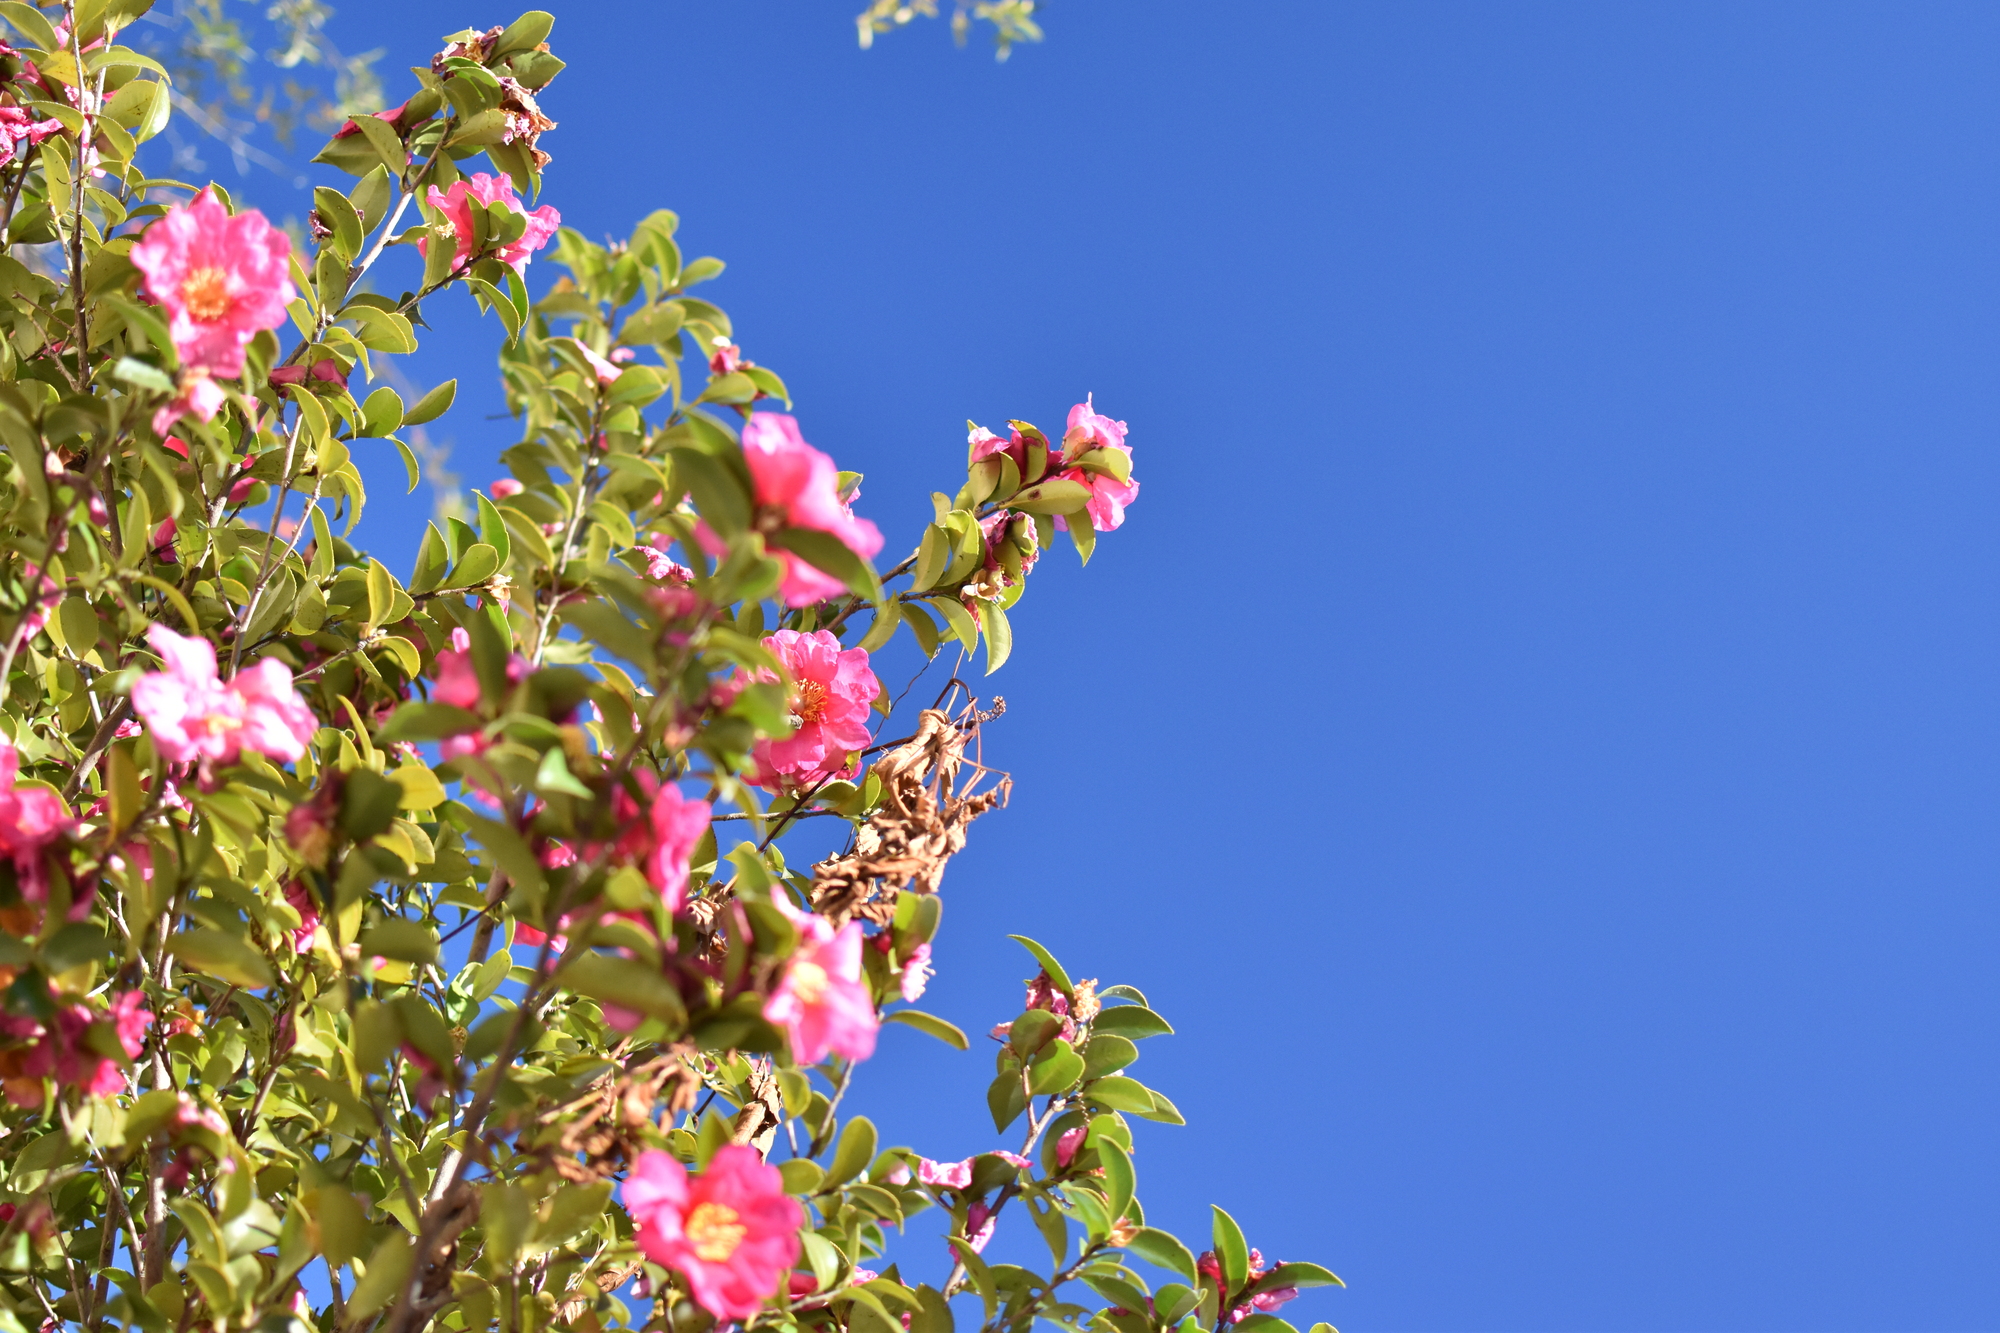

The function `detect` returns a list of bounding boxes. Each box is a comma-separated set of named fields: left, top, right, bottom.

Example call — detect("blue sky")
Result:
left=213, top=3, right=1999, bottom=1329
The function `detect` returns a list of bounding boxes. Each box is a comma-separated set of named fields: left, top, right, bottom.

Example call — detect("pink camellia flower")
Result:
left=0, top=106, right=62, bottom=160
left=917, top=1157, right=973, bottom=1190
left=746, top=630, right=878, bottom=792
left=638, top=782, right=709, bottom=913
left=708, top=341, right=742, bottom=375
left=1055, top=1126, right=1087, bottom=1169
left=989, top=1151, right=1030, bottom=1169
left=0, top=738, right=65, bottom=902
left=899, top=942, right=934, bottom=1002
left=610, top=347, right=636, bottom=364
left=962, top=1199, right=998, bottom=1255
left=431, top=627, right=482, bottom=709
left=129, top=189, right=296, bottom=378
left=621, top=1145, right=803, bottom=1321
left=0, top=989, right=150, bottom=1107
left=572, top=338, right=623, bottom=385
left=419, top=172, right=560, bottom=277
left=1051, top=397, right=1139, bottom=534
left=739, top=414, right=884, bottom=607
left=333, top=98, right=418, bottom=139
left=130, top=624, right=318, bottom=765
left=489, top=478, right=524, bottom=499
left=764, top=900, right=878, bottom=1065
left=281, top=881, right=319, bottom=952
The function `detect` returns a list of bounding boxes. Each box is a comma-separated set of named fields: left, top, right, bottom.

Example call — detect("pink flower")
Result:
left=130, top=625, right=317, bottom=765
left=610, top=347, right=636, bottom=364
left=0, top=106, right=61, bottom=160
left=0, top=990, right=150, bottom=1106
left=708, top=341, right=742, bottom=375
left=1051, top=397, right=1139, bottom=533
left=129, top=189, right=296, bottom=378
left=739, top=414, right=883, bottom=607
left=746, top=630, right=878, bottom=791
left=899, top=942, right=934, bottom=1002
left=963, top=1199, right=997, bottom=1254
left=431, top=627, right=482, bottom=709
left=621, top=1146, right=802, bottom=1321
left=989, top=1151, right=1030, bottom=1169
left=419, top=172, right=560, bottom=277
left=917, top=1157, right=972, bottom=1190
left=1056, top=1126, right=1088, bottom=1168
left=639, top=537, right=693, bottom=584
left=489, top=478, right=524, bottom=499
left=573, top=338, right=623, bottom=385
left=281, top=881, right=318, bottom=952
left=0, top=739, right=64, bottom=902
left=639, top=783, right=710, bottom=914
left=763, top=902, right=878, bottom=1065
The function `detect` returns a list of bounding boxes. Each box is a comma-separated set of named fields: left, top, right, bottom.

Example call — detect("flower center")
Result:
left=788, top=959, right=829, bottom=1005
left=793, top=680, right=829, bottom=726
left=685, top=1201, right=747, bottom=1262
left=180, top=267, right=233, bottom=322
left=194, top=713, right=243, bottom=737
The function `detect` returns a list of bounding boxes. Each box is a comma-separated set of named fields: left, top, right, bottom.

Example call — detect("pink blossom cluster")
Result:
left=420, top=173, right=560, bottom=277
left=0, top=988, right=150, bottom=1107
left=622, top=1145, right=803, bottom=1320
left=764, top=895, right=878, bottom=1065
left=0, top=105, right=60, bottom=160
left=745, top=629, right=878, bottom=792
left=971, top=397, right=1138, bottom=533
left=130, top=625, right=318, bottom=766
left=738, top=414, right=883, bottom=607
left=989, top=969, right=1077, bottom=1044
left=1197, top=1248, right=1301, bottom=1324
left=0, top=738, right=64, bottom=902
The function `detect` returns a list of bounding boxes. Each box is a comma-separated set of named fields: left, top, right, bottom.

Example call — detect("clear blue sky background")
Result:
left=210, top=3, right=1998, bottom=1329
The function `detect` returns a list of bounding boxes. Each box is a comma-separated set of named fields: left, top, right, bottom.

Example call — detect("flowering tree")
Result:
left=0, top=9, right=1343, bottom=1333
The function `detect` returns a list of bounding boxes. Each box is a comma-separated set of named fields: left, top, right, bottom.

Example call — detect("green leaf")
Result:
left=1082, top=1034, right=1139, bottom=1079
left=986, top=1070, right=1027, bottom=1133
left=0, top=3, right=61, bottom=52
left=1007, top=934, right=1074, bottom=995
left=1212, top=1206, right=1250, bottom=1292
left=1122, top=1227, right=1197, bottom=1283
left=110, top=356, right=173, bottom=392
left=344, top=1232, right=412, bottom=1316
left=1098, top=1139, right=1134, bottom=1226
left=982, top=600, right=1011, bottom=675
left=823, top=1115, right=877, bottom=1191
left=932, top=595, right=978, bottom=654
left=1083, top=1075, right=1157, bottom=1114
left=376, top=701, right=480, bottom=742
left=883, top=1009, right=968, bottom=1050
left=533, top=746, right=592, bottom=798
left=777, top=1159, right=825, bottom=1194
left=357, top=918, right=438, bottom=964
left=1093, top=1006, right=1174, bottom=1039
left=342, top=304, right=416, bottom=353
left=1007, top=477, right=1093, bottom=515
left=558, top=951, right=687, bottom=1026
left=166, top=928, right=274, bottom=989
left=912, top=523, right=951, bottom=591
left=1028, top=1039, right=1084, bottom=1095
left=899, top=601, right=942, bottom=658
left=1244, top=1264, right=1345, bottom=1297
left=403, top=379, right=456, bottom=426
